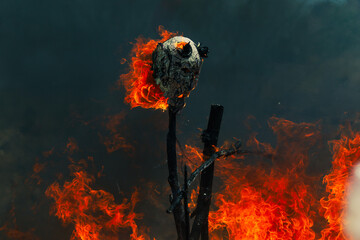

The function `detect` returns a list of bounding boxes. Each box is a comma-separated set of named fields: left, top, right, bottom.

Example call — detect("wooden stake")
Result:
left=190, top=104, right=224, bottom=240
left=184, top=165, right=190, bottom=240
left=167, top=106, right=186, bottom=240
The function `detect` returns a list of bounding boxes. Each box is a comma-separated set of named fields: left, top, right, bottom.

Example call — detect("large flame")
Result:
left=120, top=26, right=177, bottom=110
left=46, top=169, right=149, bottom=240
left=41, top=117, right=360, bottom=239
left=183, top=118, right=321, bottom=239
left=320, top=127, right=360, bottom=240
left=45, top=139, right=152, bottom=240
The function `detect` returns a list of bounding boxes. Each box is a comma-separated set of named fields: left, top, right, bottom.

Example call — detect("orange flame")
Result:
left=120, top=26, right=177, bottom=110
left=182, top=118, right=320, bottom=239
left=209, top=118, right=320, bottom=239
left=320, top=127, right=360, bottom=240
left=41, top=117, right=360, bottom=239
left=46, top=139, right=152, bottom=240
left=175, top=41, right=187, bottom=50
left=46, top=169, right=151, bottom=240
left=100, top=112, right=134, bottom=153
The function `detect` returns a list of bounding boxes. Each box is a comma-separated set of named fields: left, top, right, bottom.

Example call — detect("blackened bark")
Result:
left=190, top=105, right=224, bottom=240
left=167, top=106, right=186, bottom=240
left=184, top=165, right=190, bottom=240
left=168, top=142, right=242, bottom=214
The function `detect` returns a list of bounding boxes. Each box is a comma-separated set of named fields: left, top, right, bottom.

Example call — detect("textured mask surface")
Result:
left=152, top=36, right=202, bottom=108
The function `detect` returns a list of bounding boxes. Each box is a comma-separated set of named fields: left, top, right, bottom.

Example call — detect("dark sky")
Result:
left=0, top=0, right=359, bottom=239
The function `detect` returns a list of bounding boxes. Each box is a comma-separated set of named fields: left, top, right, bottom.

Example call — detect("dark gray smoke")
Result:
left=0, top=0, right=359, bottom=239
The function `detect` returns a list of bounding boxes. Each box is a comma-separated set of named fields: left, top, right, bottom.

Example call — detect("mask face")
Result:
left=152, top=36, right=203, bottom=108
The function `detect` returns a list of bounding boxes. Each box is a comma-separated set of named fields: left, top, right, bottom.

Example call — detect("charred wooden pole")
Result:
left=167, top=141, right=243, bottom=214
left=152, top=35, right=209, bottom=240
left=184, top=165, right=190, bottom=240
left=190, top=104, right=224, bottom=240
left=167, top=106, right=186, bottom=240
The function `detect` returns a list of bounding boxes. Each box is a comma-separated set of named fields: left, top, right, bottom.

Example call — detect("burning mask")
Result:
left=152, top=36, right=208, bottom=109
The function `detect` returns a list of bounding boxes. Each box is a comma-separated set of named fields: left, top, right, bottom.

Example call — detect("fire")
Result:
left=100, top=112, right=134, bottom=153
left=320, top=127, right=360, bottom=240
left=209, top=173, right=316, bottom=240
left=209, top=118, right=320, bottom=239
left=175, top=41, right=187, bottom=50
left=183, top=118, right=321, bottom=239
left=45, top=139, right=152, bottom=240
left=120, top=26, right=177, bottom=110
left=180, top=144, right=204, bottom=171
left=40, top=115, right=360, bottom=239
left=46, top=169, right=150, bottom=240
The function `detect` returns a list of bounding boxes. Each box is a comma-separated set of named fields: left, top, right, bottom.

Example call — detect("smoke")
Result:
left=0, top=128, right=24, bottom=217
left=1, top=0, right=360, bottom=238
left=304, top=0, right=347, bottom=5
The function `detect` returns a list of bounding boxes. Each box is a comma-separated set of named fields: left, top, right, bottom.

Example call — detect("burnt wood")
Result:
left=184, top=165, right=190, bottom=240
left=167, top=106, right=186, bottom=240
left=167, top=142, right=242, bottom=214
left=190, top=105, right=224, bottom=240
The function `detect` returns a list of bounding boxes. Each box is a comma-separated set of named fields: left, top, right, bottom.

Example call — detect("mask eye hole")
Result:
left=177, top=42, right=192, bottom=58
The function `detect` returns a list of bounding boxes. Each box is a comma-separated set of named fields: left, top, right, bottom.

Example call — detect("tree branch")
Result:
left=167, top=141, right=242, bottom=214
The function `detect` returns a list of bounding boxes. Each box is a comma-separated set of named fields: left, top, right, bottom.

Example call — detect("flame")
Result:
left=209, top=118, right=320, bottom=239
left=120, top=26, right=177, bottom=110
left=46, top=169, right=151, bottom=240
left=38, top=116, right=360, bottom=239
left=175, top=41, right=187, bottom=50
left=45, top=139, right=152, bottom=240
left=180, top=144, right=204, bottom=171
left=100, top=112, right=134, bottom=153
left=181, top=118, right=320, bottom=239
left=320, top=128, right=360, bottom=240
